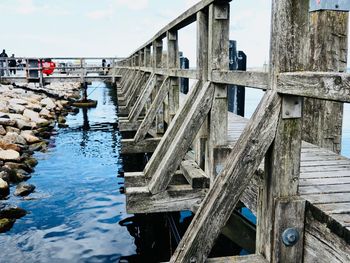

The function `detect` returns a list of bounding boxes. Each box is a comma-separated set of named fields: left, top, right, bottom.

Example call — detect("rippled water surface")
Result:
left=0, top=83, right=137, bottom=262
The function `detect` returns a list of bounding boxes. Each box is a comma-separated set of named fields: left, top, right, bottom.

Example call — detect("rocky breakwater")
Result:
left=0, top=82, right=81, bottom=232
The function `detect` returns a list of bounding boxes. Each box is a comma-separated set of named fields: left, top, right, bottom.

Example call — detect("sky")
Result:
left=0, top=0, right=273, bottom=67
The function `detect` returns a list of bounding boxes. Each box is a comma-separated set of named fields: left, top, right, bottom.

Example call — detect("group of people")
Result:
left=0, top=49, right=22, bottom=76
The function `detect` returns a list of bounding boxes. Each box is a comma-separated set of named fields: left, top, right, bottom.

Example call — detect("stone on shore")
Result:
left=8, top=98, right=28, bottom=106
left=3, top=132, right=27, bottom=146
left=20, top=131, right=41, bottom=144
left=0, top=218, right=15, bottom=233
left=0, top=150, right=20, bottom=162
left=0, top=118, right=16, bottom=127
left=16, top=119, right=32, bottom=130
left=0, top=140, right=21, bottom=152
left=9, top=103, right=25, bottom=114
left=41, top=98, right=56, bottom=110
left=15, top=183, right=35, bottom=197
left=0, top=205, right=27, bottom=219
left=0, top=125, right=6, bottom=135
left=0, top=178, right=9, bottom=199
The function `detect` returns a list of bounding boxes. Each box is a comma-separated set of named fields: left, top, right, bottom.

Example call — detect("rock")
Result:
left=14, top=183, right=35, bottom=197
left=3, top=132, right=27, bottom=145
left=8, top=103, right=25, bottom=114
left=0, top=205, right=27, bottom=219
left=0, top=218, right=15, bottom=233
left=24, top=157, right=38, bottom=168
left=23, top=109, right=40, bottom=122
left=58, top=123, right=69, bottom=128
left=0, top=118, right=16, bottom=127
left=8, top=98, right=28, bottom=105
left=26, top=103, right=42, bottom=112
left=28, top=141, right=47, bottom=152
left=58, top=115, right=66, bottom=124
left=0, top=171, right=10, bottom=183
left=20, top=131, right=41, bottom=144
left=0, top=125, right=6, bottom=135
left=0, top=178, right=9, bottom=199
left=0, top=150, right=20, bottom=161
left=41, top=98, right=56, bottom=110
left=0, top=140, right=21, bottom=152
left=8, top=170, right=31, bottom=184
left=4, top=162, right=33, bottom=173
left=39, top=108, right=52, bottom=118
left=16, top=119, right=32, bottom=130
left=5, top=126, right=20, bottom=134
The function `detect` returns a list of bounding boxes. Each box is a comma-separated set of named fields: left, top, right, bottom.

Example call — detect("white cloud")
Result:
left=114, top=0, right=149, bottom=10
left=86, top=9, right=114, bottom=20
left=16, top=0, right=37, bottom=14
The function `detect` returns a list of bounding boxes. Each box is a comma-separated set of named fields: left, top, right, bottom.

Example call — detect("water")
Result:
left=0, top=83, right=136, bottom=262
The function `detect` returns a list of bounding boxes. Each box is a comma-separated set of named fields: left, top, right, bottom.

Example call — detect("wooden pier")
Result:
left=114, top=0, right=350, bottom=262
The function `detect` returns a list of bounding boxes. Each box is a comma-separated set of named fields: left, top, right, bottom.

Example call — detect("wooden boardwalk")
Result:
left=114, top=0, right=350, bottom=262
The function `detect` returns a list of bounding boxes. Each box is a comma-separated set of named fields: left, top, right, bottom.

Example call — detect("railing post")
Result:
left=302, top=7, right=349, bottom=154
left=153, top=39, right=164, bottom=134
left=167, top=30, right=179, bottom=122
left=206, top=1, right=230, bottom=181
left=80, top=58, right=85, bottom=83
left=144, top=46, right=151, bottom=68
left=256, top=0, right=309, bottom=262
left=139, top=50, right=144, bottom=68
left=194, top=9, right=209, bottom=170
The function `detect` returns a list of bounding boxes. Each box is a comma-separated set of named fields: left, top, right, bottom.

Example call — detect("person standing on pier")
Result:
left=0, top=49, right=8, bottom=76
left=8, top=54, right=17, bottom=75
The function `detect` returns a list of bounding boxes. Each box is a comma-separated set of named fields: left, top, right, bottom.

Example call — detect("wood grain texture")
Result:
left=148, top=82, right=214, bottom=194
left=170, top=91, right=281, bottom=263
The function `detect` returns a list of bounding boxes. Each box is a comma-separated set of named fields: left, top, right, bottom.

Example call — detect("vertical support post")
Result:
left=194, top=10, right=209, bottom=170
left=139, top=50, right=144, bottom=68
left=206, top=2, right=229, bottom=180
left=112, top=58, right=116, bottom=85
left=302, top=9, right=348, bottom=154
left=80, top=58, right=85, bottom=83
left=153, top=39, right=164, bottom=134
left=38, top=59, right=44, bottom=87
left=256, top=0, right=309, bottom=262
left=144, top=46, right=151, bottom=68
left=167, top=30, right=180, bottom=122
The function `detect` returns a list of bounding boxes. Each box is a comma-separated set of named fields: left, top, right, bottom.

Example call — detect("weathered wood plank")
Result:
left=180, top=159, right=210, bottom=188
left=128, top=73, right=156, bottom=122
left=299, top=184, right=350, bottom=195
left=121, top=138, right=161, bottom=154
left=211, top=70, right=269, bottom=90
left=206, top=255, right=267, bottom=263
left=277, top=72, right=350, bottom=103
left=302, top=10, right=348, bottom=154
left=170, top=91, right=281, bottom=263
left=126, top=185, right=208, bottom=214
left=134, top=78, right=170, bottom=142
left=143, top=81, right=202, bottom=179
left=148, top=81, right=215, bottom=194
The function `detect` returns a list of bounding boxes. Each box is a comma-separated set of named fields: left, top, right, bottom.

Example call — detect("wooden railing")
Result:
left=115, top=0, right=349, bottom=262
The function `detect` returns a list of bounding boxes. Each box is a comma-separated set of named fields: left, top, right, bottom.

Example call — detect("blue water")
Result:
left=0, top=83, right=137, bottom=262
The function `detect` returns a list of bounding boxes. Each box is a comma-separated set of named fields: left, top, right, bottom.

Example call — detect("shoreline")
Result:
left=0, top=82, right=81, bottom=232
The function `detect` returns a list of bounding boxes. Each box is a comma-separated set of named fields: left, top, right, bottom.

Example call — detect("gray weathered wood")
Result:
left=211, top=70, right=269, bottom=90
left=180, top=159, right=210, bottom=188
left=302, top=10, right=348, bottom=154
left=170, top=91, right=281, bottom=263
left=143, top=80, right=202, bottom=179
left=126, top=185, right=208, bottom=214
left=148, top=81, right=215, bottom=194
left=121, top=138, right=161, bottom=154
left=277, top=72, right=350, bottom=103
left=134, top=77, right=170, bottom=142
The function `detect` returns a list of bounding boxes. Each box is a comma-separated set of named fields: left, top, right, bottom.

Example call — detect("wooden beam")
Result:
left=211, top=70, right=269, bottom=90
left=180, top=159, right=210, bottom=188
left=302, top=10, right=348, bottom=154
left=126, top=185, right=208, bottom=214
left=277, top=72, right=350, bottom=103
left=121, top=138, right=161, bottom=154
left=134, top=77, right=170, bottom=142
left=118, top=120, right=142, bottom=131
left=169, top=91, right=281, bottom=263
left=148, top=81, right=215, bottom=194
left=143, top=81, right=202, bottom=179
left=206, top=255, right=267, bottom=263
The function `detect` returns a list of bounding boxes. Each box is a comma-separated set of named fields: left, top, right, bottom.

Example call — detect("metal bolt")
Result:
left=285, top=111, right=290, bottom=116
left=190, top=257, right=197, bottom=263
left=282, top=228, right=300, bottom=247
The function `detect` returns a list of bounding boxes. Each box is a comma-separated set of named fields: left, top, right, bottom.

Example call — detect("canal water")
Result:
left=0, top=83, right=173, bottom=263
